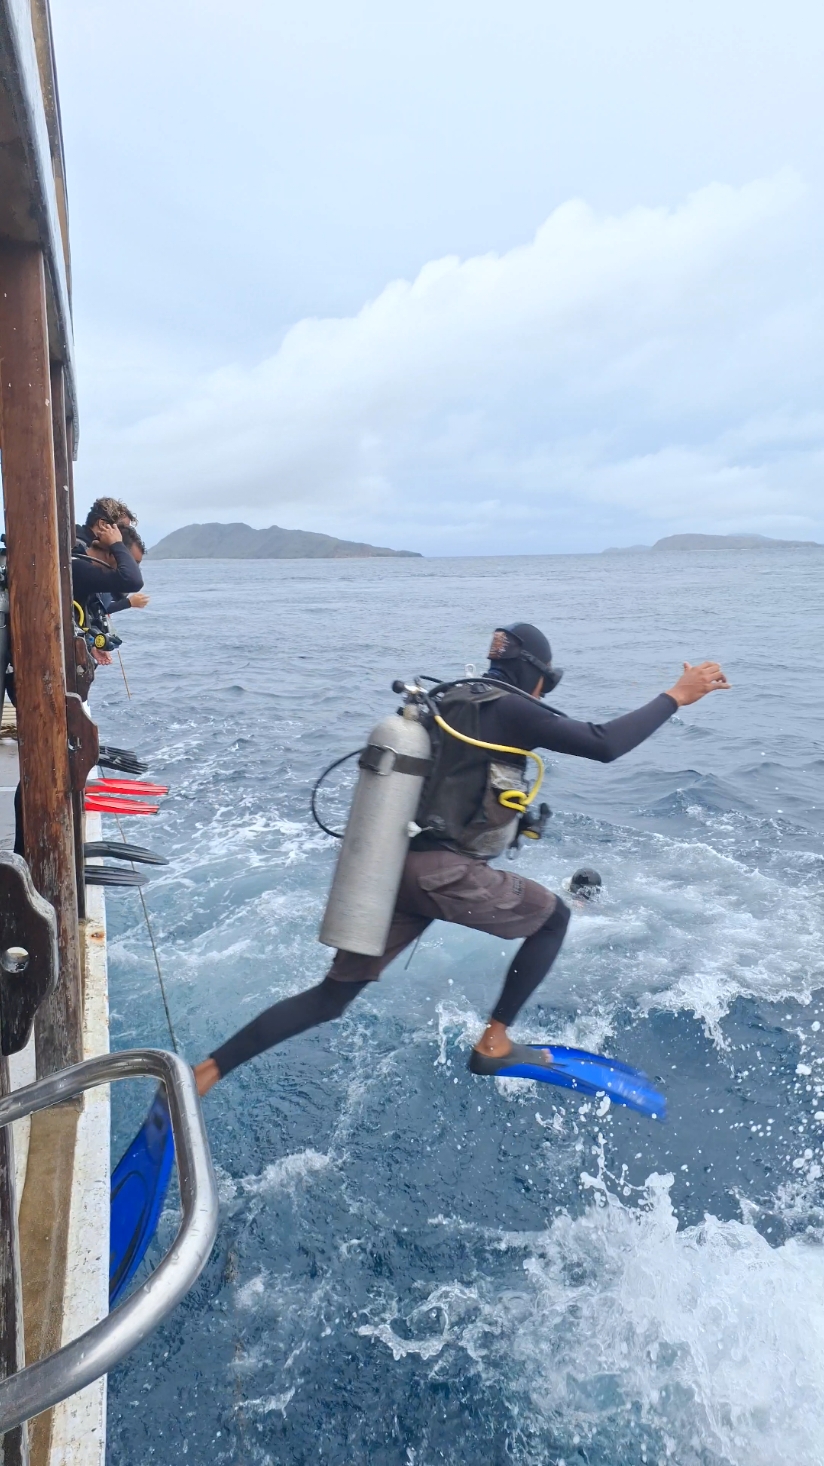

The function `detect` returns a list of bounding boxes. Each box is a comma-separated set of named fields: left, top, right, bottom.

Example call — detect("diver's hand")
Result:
left=128, top=592, right=149, bottom=608
left=94, top=521, right=122, bottom=547
left=666, top=661, right=730, bottom=706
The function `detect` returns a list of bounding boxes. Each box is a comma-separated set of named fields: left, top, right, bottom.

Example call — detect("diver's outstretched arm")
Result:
left=665, top=661, right=730, bottom=705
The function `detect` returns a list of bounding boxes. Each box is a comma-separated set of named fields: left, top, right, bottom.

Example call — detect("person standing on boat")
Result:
left=75, top=496, right=138, bottom=552
left=72, top=521, right=147, bottom=667
left=75, top=501, right=150, bottom=614
left=71, top=520, right=145, bottom=611
left=192, top=625, right=729, bottom=1098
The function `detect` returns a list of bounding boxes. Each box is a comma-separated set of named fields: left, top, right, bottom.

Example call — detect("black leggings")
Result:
left=490, top=897, right=570, bottom=1025
left=211, top=977, right=369, bottom=1078
left=210, top=899, right=570, bottom=1079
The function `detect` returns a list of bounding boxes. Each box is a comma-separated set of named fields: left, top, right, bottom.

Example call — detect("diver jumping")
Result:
left=111, top=624, right=731, bottom=1300
left=192, top=624, right=729, bottom=1100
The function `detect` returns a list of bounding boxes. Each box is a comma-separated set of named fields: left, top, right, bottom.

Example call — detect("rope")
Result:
left=114, top=814, right=179, bottom=1054
left=403, top=933, right=422, bottom=971
left=117, top=650, right=132, bottom=699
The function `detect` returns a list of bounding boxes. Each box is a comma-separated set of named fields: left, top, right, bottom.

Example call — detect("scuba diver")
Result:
left=192, top=624, right=729, bottom=1099
left=74, top=495, right=138, bottom=553
left=111, top=626, right=729, bottom=1302
left=72, top=520, right=147, bottom=667
left=563, top=867, right=603, bottom=903
left=71, top=518, right=144, bottom=608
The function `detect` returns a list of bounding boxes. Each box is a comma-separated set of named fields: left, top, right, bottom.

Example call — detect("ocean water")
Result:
left=94, top=551, right=824, bottom=1466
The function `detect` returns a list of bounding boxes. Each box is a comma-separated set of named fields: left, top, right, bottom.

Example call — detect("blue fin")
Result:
left=469, top=1042, right=666, bottom=1120
left=109, top=1087, right=175, bottom=1306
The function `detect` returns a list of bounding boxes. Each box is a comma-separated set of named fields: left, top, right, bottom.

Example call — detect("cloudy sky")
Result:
left=52, top=0, right=824, bottom=554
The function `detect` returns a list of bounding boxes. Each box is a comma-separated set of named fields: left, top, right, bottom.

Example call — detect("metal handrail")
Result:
left=0, top=1048, right=219, bottom=1434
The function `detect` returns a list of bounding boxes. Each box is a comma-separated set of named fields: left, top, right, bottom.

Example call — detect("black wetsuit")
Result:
left=74, top=526, right=131, bottom=614
left=209, top=685, right=676, bottom=1078
left=483, top=687, right=676, bottom=762
left=71, top=545, right=143, bottom=611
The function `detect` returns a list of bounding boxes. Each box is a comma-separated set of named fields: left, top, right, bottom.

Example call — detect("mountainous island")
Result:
left=149, top=522, right=421, bottom=559
left=603, top=533, right=822, bottom=554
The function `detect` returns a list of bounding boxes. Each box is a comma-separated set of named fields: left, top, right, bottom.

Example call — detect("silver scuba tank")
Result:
left=319, top=706, right=432, bottom=957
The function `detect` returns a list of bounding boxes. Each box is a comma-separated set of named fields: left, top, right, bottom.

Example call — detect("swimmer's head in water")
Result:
left=569, top=867, right=603, bottom=899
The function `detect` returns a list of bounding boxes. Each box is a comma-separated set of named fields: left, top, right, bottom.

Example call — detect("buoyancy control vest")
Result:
left=413, top=683, right=529, bottom=859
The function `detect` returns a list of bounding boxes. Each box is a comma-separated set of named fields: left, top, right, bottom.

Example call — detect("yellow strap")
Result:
left=432, top=712, right=544, bottom=814
left=73, top=599, right=86, bottom=629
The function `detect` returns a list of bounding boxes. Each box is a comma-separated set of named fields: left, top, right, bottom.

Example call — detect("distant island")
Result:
left=149, top=522, right=422, bottom=559
left=603, top=533, right=822, bottom=554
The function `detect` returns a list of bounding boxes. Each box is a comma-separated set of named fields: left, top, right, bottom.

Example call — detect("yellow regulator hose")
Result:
left=433, top=713, right=544, bottom=815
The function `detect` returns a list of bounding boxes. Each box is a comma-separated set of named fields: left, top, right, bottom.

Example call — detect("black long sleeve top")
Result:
left=481, top=689, right=677, bottom=762
left=105, top=594, right=132, bottom=614
left=71, top=545, right=143, bottom=605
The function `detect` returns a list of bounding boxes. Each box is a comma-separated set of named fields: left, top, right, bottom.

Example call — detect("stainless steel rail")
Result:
left=0, top=1048, right=218, bottom=1434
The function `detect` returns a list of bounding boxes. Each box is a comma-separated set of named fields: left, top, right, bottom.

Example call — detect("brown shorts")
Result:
left=329, top=848, right=557, bottom=983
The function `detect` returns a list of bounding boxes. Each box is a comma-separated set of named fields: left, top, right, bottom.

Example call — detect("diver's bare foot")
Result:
left=193, top=1058, right=220, bottom=1097
left=473, top=1020, right=513, bottom=1059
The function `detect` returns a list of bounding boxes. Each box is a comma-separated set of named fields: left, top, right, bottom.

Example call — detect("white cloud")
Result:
left=78, top=170, right=824, bottom=552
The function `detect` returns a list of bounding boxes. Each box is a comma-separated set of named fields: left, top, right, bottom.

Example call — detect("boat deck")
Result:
left=0, top=713, right=109, bottom=1466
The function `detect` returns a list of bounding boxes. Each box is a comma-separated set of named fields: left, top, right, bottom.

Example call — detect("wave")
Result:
left=363, top=1158, right=824, bottom=1466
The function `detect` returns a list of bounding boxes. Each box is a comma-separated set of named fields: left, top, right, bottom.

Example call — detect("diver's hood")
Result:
left=487, top=623, right=563, bottom=696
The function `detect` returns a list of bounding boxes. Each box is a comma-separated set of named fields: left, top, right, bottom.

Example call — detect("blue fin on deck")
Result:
left=469, top=1042, right=666, bottom=1120
left=109, top=1087, right=175, bottom=1306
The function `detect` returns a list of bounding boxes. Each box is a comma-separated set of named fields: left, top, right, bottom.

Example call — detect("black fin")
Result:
left=85, top=840, right=169, bottom=866
left=84, top=866, right=148, bottom=887
left=98, top=744, right=149, bottom=776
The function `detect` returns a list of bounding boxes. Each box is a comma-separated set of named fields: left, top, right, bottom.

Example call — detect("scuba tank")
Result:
left=315, top=674, right=551, bottom=956
left=319, top=705, right=432, bottom=956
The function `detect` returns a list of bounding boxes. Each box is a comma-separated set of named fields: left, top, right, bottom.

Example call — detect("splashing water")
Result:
left=97, top=552, right=824, bottom=1465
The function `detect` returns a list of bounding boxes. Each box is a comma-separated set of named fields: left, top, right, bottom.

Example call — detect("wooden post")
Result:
left=0, top=1060, right=29, bottom=1466
left=0, top=244, right=82, bottom=1074
left=65, top=419, right=77, bottom=571
left=50, top=366, right=86, bottom=919
left=49, top=366, right=75, bottom=700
